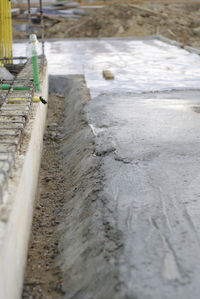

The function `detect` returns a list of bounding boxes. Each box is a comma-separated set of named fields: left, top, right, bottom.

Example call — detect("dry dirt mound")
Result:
left=14, top=4, right=200, bottom=48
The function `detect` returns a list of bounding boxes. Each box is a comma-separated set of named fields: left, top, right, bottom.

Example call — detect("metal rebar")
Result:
left=27, top=0, right=31, bottom=32
left=39, top=0, right=45, bottom=56
left=0, top=56, right=27, bottom=60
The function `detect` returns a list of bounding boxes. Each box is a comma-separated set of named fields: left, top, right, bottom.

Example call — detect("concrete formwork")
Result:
left=0, top=57, right=48, bottom=299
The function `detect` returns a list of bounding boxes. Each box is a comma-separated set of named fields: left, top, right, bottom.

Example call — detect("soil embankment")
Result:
left=14, top=3, right=200, bottom=49
left=22, top=81, right=67, bottom=298
left=23, top=76, right=124, bottom=298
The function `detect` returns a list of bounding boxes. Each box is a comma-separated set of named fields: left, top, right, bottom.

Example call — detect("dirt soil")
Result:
left=13, top=3, right=200, bottom=49
left=23, top=75, right=128, bottom=299
left=22, top=92, right=66, bottom=298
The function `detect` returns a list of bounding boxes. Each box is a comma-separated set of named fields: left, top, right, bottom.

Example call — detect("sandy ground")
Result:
left=13, top=3, right=200, bottom=49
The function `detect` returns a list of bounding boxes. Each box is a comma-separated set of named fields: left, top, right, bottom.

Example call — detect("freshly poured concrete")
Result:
left=87, top=90, right=200, bottom=299
left=15, top=38, right=200, bottom=298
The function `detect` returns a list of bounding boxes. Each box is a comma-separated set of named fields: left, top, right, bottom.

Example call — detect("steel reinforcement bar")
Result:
left=0, top=0, right=13, bottom=65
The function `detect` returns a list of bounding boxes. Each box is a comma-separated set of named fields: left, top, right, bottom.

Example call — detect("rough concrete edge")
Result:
left=42, top=35, right=200, bottom=56
left=14, top=35, right=200, bottom=56
left=0, top=63, right=48, bottom=299
left=153, top=34, right=200, bottom=55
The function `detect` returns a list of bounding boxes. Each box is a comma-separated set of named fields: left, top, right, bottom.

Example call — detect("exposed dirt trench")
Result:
left=22, top=87, right=67, bottom=298
left=22, top=74, right=125, bottom=299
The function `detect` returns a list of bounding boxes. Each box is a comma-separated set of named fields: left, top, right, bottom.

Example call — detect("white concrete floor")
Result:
left=14, top=38, right=200, bottom=96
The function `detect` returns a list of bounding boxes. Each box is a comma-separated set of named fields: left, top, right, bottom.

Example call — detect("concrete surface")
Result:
left=0, top=67, right=14, bottom=80
left=46, top=38, right=200, bottom=96
left=16, top=38, right=200, bottom=298
left=14, top=37, right=200, bottom=96
left=87, top=89, right=200, bottom=299
left=48, top=38, right=200, bottom=299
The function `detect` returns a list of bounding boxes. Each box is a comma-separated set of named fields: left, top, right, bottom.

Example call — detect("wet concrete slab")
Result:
left=86, top=89, right=200, bottom=299
left=53, top=39, right=200, bottom=298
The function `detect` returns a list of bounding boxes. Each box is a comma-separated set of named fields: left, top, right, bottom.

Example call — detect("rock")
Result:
left=193, top=26, right=200, bottom=36
left=48, top=122, right=58, bottom=130
left=160, top=19, right=166, bottom=26
left=161, top=13, right=168, bottom=19
left=102, top=70, right=115, bottom=80
left=137, top=15, right=144, bottom=26
left=118, top=25, right=124, bottom=34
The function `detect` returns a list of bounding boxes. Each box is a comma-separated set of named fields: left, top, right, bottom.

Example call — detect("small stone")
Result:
left=193, top=27, right=200, bottom=36
left=137, top=15, right=144, bottom=26
left=48, top=122, right=58, bottom=130
left=0, top=205, right=9, bottom=222
left=162, top=13, right=168, bottom=19
left=102, top=70, right=115, bottom=80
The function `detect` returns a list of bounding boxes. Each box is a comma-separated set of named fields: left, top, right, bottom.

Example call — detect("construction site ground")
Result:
left=12, top=1, right=200, bottom=299
left=20, top=37, right=200, bottom=299
left=13, top=2, right=200, bottom=49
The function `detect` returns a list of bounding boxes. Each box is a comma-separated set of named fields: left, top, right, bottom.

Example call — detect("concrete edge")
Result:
left=154, top=35, right=200, bottom=55
left=0, top=64, right=48, bottom=299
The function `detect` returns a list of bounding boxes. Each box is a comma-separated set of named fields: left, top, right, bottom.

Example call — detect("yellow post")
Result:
left=0, top=0, right=13, bottom=65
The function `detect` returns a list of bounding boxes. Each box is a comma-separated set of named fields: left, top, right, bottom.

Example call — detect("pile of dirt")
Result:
left=13, top=3, right=200, bottom=48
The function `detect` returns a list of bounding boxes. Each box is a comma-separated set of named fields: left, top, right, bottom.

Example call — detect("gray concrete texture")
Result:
left=0, top=67, right=14, bottom=80
left=0, top=58, right=45, bottom=217
left=48, top=38, right=200, bottom=299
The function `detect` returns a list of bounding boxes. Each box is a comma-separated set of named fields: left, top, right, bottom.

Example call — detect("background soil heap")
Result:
left=13, top=3, right=200, bottom=49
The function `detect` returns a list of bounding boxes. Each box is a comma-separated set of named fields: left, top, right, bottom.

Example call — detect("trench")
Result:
left=22, top=75, right=123, bottom=299
left=22, top=78, right=67, bottom=298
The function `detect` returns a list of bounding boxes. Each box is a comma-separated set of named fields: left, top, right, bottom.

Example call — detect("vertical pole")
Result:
left=39, top=0, right=45, bottom=56
left=29, top=34, right=40, bottom=91
left=32, top=55, right=40, bottom=91
left=8, top=0, right=13, bottom=64
left=0, top=0, right=13, bottom=65
left=0, top=0, right=3, bottom=64
left=5, top=0, right=8, bottom=62
left=27, top=0, right=31, bottom=32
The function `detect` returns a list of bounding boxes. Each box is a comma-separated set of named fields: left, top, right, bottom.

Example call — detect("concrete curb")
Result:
left=0, top=58, right=48, bottom=299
